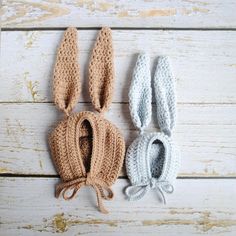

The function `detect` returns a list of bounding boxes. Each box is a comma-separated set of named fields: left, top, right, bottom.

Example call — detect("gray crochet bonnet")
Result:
left=125, top=54, right=180, bottom=203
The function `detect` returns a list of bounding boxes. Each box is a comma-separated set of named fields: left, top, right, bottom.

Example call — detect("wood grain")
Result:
left=1, top=1, right=236, bottom=236
left=2, top=0, right=236, bottom=28
left=0, top=177, right=235, bottom=236
left=0, top=103, right=236, bottom=177
left=1, top=30, right=236, bottom=103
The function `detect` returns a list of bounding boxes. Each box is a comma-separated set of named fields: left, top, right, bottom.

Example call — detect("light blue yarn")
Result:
left=125, top=55, right=180, bottom=204
left=129, top=53, right=152, bottom=132
left=154, top=56, right=176, bottom=136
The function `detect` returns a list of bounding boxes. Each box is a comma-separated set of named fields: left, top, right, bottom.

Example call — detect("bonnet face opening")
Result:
left=149, top=139, right=165, bottom=179
left=78, top=119, right=93, bottom=173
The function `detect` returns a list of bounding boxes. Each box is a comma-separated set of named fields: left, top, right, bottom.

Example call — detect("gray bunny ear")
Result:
left=153, top=56, right=176, bottom=136
left=129, top=54, right=152, bottom=132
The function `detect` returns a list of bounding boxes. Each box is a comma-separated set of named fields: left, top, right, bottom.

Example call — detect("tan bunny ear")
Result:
left=88, top=27, right=114, bottom=113
left=53, top=27, right=80, bottom=116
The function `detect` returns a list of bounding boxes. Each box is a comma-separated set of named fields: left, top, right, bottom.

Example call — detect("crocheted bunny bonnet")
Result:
left=49, top=27, right=125, bottom=214
left=125, top=54, right=180, bottom=203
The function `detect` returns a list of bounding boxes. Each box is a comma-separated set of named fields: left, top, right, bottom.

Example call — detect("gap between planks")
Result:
left=1, top=102, right=236, bottom=105
left=2, top=27, right=236, bottom=31
left=0, top=174, right=235, bottom=180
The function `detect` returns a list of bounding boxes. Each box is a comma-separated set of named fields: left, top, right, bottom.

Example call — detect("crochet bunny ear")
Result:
left=88, top=27, right=114, bottom=113
left=53, top=27, right=80, bottom=115
left=129, top=54, right=152, bottom=132
left=153, top=56, right=176, bottom=136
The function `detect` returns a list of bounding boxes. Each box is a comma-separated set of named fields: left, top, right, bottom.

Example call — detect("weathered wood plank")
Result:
left=1, top=30, right=236, bottom=103
left=0, top=103, right=236, bottom=177
left=0, top=178, right=235, bottom=236
left=2, top=0, right=236, bottom=28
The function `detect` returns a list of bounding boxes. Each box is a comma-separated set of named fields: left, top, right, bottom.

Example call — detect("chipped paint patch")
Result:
left=192, top=7, right=209, bottom=13
left=16, top=210, right=236, bottom=234
left=181, top=7, right=209, bottom=15
left=118, top=9, right=176, bottom=18
left=179, top=169, right=221, bottom=177
left=143, top=219, right=194, bottom=226
left=139, top=9, right=177, bottom=17
left=21, top=213, right=122, bottom=233
left=55, top=216, right=119, bottom=228
left=26, top=80, right=39, bottom=101
left=1, top=4, right=29, bottom=27
left=76, top=0, right=113, bottom=12
left=0, top=144, right=45, bottom=153
left=117, top=11, right=129, bottom=17
left=2, top=2, right=70, bottom=27
left=69, top=219, right=118, bottom=227
left=168, top=208, right=202, bottom=215
left=25, top=32, right=38, bottom=49
left=143, top=210, right=236, bottom=232
left=228, top=64, right=236, bottom=67
left=183, top=0, right=209, bottom=6
left=197, top=211, right=236, bottom=232
left=98, top=2, right=113, bottom=11
left=0, top=167, right=10, bottom=173
left=23, top=72, right=43, bottom=102
left=22, top=225, right=33, bottom=230
left=53, top=213, right=67, bottom=233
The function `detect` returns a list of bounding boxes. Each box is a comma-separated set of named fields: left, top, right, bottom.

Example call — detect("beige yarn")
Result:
left=89, top=28, right=114, bottom=113
left=49, top=27, right=125, bottom=214
left=53, top=28, right=80, bottom=116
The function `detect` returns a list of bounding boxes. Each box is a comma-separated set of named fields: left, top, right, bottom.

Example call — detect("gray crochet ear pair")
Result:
left=125, top=54, right=180, bottom=203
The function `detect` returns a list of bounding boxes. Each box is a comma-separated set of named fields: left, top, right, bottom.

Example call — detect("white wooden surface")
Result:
left=1, top=103, right=236, bottom=176
left=0, top=178, right=236, bottom=236
left=1, top=30, right=236, bottom=103
left=1, top=1, right=236, bottom=235
left=2, top=0, right=236, bottom=28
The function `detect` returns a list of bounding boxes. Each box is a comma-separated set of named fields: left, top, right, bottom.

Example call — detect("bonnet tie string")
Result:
left=55, top=173, right=114, bottom=214
left=125, top=179, right=174, bottom=204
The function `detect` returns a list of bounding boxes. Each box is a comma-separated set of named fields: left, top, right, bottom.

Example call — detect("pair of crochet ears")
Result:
left=129, top=54, right=176, bottom=136
left=53, top=27, right=114, bottom=116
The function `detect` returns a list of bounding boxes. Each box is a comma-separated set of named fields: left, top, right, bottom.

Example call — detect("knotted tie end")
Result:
left=55, top=173, right=114, bottom=214
left=125, top=179, right=174, bottom=204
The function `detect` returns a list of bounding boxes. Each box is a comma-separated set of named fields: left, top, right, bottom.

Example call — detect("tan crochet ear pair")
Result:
left=49, top=27, right=125, bottom=214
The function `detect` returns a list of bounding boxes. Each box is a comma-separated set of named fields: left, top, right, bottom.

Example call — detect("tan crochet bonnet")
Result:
left=49, top=27, right=125, bottom=213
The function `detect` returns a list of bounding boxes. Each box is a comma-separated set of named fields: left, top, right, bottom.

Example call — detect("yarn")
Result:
left=49, top=27, right=125, bottom=214
left=154, top=56, right=176, bottom=136
left=129, top=54, right=152, bottom=132
left=125, top=54, right=180, bottom=203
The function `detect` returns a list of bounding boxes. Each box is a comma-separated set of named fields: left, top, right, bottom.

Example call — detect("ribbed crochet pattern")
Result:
left=125, top=54, right=180, bottom=203
left=49, top=27, right=125, bottom=214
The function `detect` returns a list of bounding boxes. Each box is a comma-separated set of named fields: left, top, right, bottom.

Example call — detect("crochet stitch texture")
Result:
left=125, top=54, right=180, bottom=203
left=49, top=27, right=125, bottom=214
